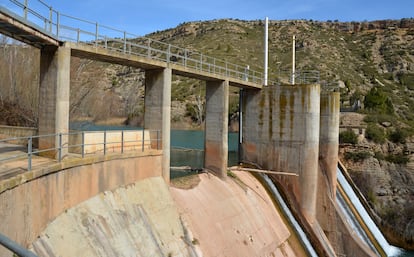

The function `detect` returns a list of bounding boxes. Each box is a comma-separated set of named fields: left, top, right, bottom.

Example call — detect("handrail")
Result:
left=0, top=129, right=161, bottom=171
left=0, top=232, right=38, bottom=257
left=0, top=0, right=265, bottom=85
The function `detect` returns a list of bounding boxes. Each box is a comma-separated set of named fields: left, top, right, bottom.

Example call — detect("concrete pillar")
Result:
left=144, top=68, right=171, bottom=183
left=38, top=45, right=71, bottom=159
left=319, top=91, right=340, bottom=197
left=241, top=85, right=320, bottom=223
left=204, top=80, right=229, bottom=178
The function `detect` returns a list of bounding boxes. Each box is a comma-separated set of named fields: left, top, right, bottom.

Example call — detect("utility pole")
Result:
left=264, top=17, right=269, bottom=86
left=292, top=35, right=296, bottom=85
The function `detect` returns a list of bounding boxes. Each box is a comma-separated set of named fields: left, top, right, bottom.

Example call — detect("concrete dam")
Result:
left=0, top=0, right=405, bottom=256
left=0, top=84, right=395, bottom=257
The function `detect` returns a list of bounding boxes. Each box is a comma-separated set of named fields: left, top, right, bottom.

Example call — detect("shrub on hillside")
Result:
left=365, top=124, right=386, bottom=144
left=339, top=130, right=358, bottom=144
left=344, top=151, right=371, bottom=162
left=388, top=128, right=409, bottom=144
left=363, top=86, right=394, bottom=114
left=385, top=154, right=409, bottom=164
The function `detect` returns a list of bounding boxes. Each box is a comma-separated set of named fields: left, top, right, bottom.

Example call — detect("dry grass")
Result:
left=171, top=174, right=201, bottom=190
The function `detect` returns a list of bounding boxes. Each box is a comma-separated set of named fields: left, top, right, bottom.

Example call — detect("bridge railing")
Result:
left=274, top=70, right=320, bottom=85
left=0, top=129, right=160, bottom=172
left=0, top=0, right=265, bottom=85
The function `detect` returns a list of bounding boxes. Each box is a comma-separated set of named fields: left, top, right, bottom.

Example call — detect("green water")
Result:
left=70, top=122, right=239, bottom=178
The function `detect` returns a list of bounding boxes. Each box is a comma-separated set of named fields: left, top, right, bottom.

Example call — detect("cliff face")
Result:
left=339, top=112, right=414, bottom=249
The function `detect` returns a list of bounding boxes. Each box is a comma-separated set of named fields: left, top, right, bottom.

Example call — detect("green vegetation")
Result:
left=365, top=124, right=386, bottom=144
left=387, top=128, right=410, bottom=144
left=385, top=154, right=410, bottom=164
left=374, top=151, right=385, bottom=161
left=363, top=87, right=394, bottom=115
left=344, top=151, right=371, bottom=162
left=397, top=72, right=414, bottom=90
left=192, top=238, right=199, bottom=245
left=227, top=170, right=237, bottom=178
left=339, top=130, right=358, bottom=144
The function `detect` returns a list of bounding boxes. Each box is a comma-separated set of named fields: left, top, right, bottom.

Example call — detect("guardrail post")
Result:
left=167, top=44, right=171, bottom=63
left=58, top=133, right=62, bottom=162
left=103, top=131, right=106, bottom=155
left=81, top=131, right=85, bottom=158
left=24, top=0, right=28, bottom=19
left=77, top=28, right=80, bottom=43
left=141, top=129, right=145, bottom=152
left=184, top=49, right=187, bottom=67
left=56, top=11, right=60, bottom=39
left=147, top=38, right=151, bottom=58
left=27, top=136, right=32, bottom=171
left=95, top=22, right=98, bottom=47
left=49, top=7, right=53, bottom=32
left=213, top=58, right=216, bottom=74
left=104, top=36, right=107, bottom=48
left=123, top=31, right=127, bottom=53
left=121, top=130, right=124, bottom=153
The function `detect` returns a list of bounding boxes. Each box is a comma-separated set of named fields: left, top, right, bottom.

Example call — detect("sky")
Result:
left=11, top=0, right=414, bottom=37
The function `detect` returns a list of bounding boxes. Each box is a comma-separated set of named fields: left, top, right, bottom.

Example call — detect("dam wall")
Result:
left=241, top=85, right=378, bottom=256
left=0, top=151, right=162, bottom=257
left=241, top=84, right=320, bottom=223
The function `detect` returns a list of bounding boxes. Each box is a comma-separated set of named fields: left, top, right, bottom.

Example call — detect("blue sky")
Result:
left=20, top=0, right=414, bottom=36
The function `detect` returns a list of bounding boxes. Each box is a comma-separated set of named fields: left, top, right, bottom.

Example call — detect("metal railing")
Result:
left=0, top=0, right=264, bottom=84
left=0, top=129, right=160, bottom=171
left=275, top=70, right=320, bottom=85
left=0, top=233, right=37, bottom=257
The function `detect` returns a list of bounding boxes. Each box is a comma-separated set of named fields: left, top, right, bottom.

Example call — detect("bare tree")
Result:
left=0, top=33, right=9, bottom=45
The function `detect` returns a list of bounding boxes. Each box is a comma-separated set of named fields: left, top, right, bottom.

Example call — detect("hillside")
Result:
left=1, top=18, right=414, bottom=249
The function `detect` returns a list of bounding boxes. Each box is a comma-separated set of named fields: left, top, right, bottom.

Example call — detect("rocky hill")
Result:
left=1, top=18, right=414, bottom=249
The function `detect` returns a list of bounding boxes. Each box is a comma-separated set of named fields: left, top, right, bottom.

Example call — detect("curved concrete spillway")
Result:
left=28, top=171, right=312, bottom=257
left=31, top=177, right=197, bottom=257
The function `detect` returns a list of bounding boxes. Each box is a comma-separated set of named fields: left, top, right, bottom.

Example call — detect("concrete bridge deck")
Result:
left=0, top=2, right=263, bottom=89
left=0, top=0, right=265, bottom=181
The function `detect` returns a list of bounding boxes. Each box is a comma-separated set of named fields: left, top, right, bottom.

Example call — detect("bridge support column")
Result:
left=319, top=91, right=340, bottom=197
left=144, top=68, right=171, bottom=183
left=38, top=46, right=71, bottom=159
left=204, top=80, right=229, bottom=178
left=316, top=91, right=340, bottom=250
left=241, top=85, right=320, bottom=224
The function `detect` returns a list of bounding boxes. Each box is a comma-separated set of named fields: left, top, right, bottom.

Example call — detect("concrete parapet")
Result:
left=204, top=80, right=229, bottom=178
left=68, top=130, right=154, bottom=154
left=144, top=68, right=172, bottom=183
left=0, top=125, right=37, bottom=145
left=241, top=84, right=320, bottom=223
left=0, top=151, right=162, bottom=256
